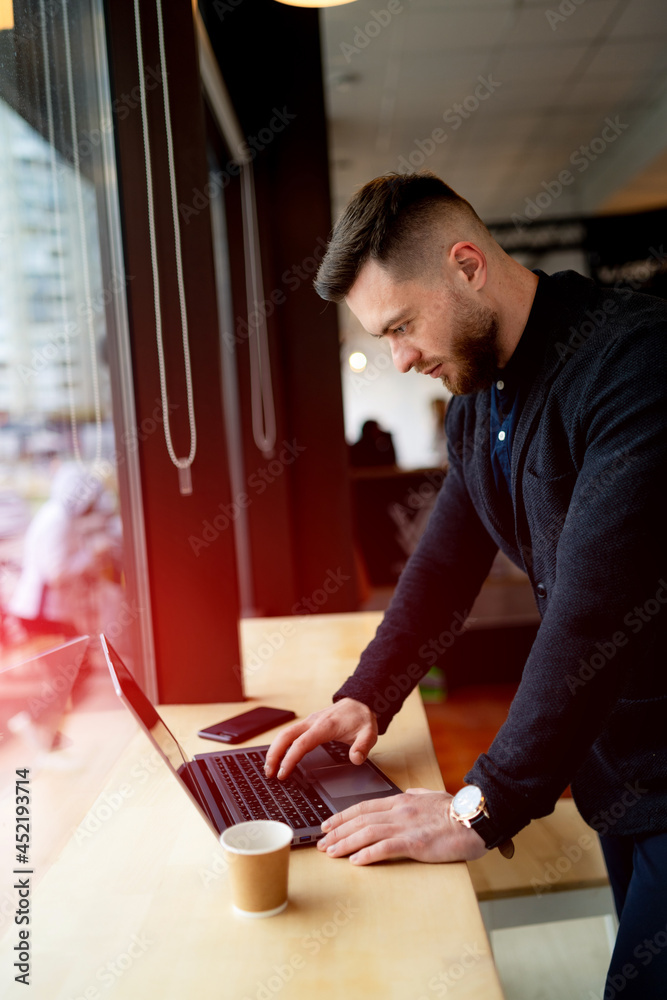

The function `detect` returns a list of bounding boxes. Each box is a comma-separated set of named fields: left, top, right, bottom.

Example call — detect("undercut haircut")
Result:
left=314, top=172, right=490, bottom=303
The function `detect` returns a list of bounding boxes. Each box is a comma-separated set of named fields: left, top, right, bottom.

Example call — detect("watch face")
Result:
left=453, top=785, right=484, bottom=820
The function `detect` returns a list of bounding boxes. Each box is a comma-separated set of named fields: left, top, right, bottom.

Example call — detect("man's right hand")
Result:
left=263, top=698, right=379, bottom=780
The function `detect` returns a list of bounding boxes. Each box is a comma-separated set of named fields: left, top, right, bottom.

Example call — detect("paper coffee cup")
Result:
left=220, top=821, right=292, bottom=918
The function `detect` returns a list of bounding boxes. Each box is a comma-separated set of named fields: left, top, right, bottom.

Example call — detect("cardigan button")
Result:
left=536, top=582, right=547, bottom=599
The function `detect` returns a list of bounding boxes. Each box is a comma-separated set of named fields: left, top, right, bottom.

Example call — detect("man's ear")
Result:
left=449, top=242, right=487, bottom=287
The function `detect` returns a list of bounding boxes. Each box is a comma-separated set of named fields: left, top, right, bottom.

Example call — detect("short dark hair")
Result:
left=314, top=172, right=488, bottom=302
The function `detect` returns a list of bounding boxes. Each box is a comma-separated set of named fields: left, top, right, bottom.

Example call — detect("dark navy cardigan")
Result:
left=334, top=270, right=667, bottom=848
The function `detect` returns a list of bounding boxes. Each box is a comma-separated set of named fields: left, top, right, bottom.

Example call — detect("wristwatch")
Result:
left=450, top=785, right=515, bottom=859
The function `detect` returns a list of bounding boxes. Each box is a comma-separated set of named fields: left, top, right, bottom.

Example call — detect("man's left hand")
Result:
left=317, top=788, right=488, bottom=865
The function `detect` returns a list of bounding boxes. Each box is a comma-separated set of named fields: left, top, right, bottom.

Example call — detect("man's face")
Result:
left=345, top=258, right=500, bottom=395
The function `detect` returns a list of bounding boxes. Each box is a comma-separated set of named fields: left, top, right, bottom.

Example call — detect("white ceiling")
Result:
left=321, top=0, right=667, bottom=224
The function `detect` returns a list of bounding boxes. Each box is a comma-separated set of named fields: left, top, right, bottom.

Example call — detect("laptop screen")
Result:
left=101, top=633, right=218, bottom=832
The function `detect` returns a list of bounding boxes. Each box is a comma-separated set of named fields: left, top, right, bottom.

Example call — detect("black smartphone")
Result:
left=197, top=706, right=296, bottom=744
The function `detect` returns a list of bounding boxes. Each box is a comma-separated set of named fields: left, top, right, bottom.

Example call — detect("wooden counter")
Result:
left=0, top=612, right=504, bottom=999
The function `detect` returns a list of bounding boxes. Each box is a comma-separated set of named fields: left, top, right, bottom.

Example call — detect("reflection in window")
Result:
left=0, top=98, right=106, bottom=459
left=0, top=1, right=141, bottom=810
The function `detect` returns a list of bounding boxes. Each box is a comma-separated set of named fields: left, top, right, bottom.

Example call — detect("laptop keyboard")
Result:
left=212, top=745, right=336, bottom=829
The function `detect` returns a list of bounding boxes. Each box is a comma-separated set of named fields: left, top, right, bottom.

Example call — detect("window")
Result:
left=0, top=0, right=152, bottom=811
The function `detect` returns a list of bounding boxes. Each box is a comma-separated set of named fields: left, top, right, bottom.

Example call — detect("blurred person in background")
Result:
left=349, top=419, right=398, bottom=468
left=8, top=463, right=114, bottom=643
left=430, top=397, right=449, bottom=467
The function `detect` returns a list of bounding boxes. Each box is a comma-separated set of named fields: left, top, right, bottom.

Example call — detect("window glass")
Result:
left=0, top=0, right=145, bottom=848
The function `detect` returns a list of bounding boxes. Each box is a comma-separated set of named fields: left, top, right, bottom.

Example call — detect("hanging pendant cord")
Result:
left=39, top=0, right=103, bottom=467
left=133, top=0, right=197, bottom=475
left=241, top=162, right=276, bottom=456
left=62, top=0, right=103, bottom=466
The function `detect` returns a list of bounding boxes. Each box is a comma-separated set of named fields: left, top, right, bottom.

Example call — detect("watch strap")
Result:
left=469, top=812, right=515, bottom=859
left=453, top=793, right=515, bottom=860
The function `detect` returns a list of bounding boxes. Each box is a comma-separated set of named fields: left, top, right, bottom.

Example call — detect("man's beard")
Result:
left=436, top=292, right=500, bottom=395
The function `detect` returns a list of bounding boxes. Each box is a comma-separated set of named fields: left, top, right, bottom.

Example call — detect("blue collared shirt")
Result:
left=489, top=273, right=545, bottom=498
left=490, top=377, right=521, bottom=495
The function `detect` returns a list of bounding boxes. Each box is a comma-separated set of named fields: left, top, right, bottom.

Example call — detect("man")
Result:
left=265, top=172, right=667, bottom=996
left=349, top=419, right=397, bottom=468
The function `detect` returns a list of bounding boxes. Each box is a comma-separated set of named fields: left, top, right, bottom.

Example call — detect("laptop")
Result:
left=101, top=634, right=402, bottom=846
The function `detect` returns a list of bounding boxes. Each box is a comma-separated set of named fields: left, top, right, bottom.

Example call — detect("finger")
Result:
left=321, top=794, right=399, bottom=833
left=349, top=837, right=408, bottom=866
left=319, top=806, right=398, bottom=848
left=320, top=818, right=402, bottom=859
left=272, top=725, right=332, bottom=780
left=349, top=724, right=377, bottom=765
left=405, top=787, right=433, bottom=795
left=263, top=720, right=310, bottom=777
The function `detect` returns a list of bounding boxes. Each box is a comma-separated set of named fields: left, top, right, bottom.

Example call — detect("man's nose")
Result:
left=389, top=339, right=420, bottom=374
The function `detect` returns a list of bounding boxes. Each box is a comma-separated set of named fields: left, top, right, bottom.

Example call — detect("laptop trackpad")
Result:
left=310, top=764, right=393, bottom=801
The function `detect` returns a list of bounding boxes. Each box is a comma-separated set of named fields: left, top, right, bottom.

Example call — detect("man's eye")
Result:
left=393, top=324, right=406, bottom=334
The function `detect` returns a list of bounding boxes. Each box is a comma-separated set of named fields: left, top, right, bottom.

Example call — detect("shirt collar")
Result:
left=494, top=270, right=550, bottom=391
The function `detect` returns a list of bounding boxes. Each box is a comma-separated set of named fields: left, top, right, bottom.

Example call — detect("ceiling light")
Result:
left=275, top=1, right=358, bottom=7
left=349, top=352, right=367, bottom=373
left=0, top=0, right=14, bottom=31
